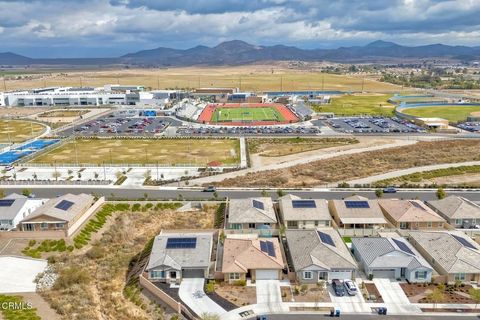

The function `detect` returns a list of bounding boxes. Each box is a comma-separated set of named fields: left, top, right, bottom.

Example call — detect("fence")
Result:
left=67, top=197, right=105, bottom=237
left=336, top=228, right=402, bottom=237
left=0, top=180, right=111, bottom=185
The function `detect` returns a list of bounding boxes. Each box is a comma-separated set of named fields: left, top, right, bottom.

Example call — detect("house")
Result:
left=226, top=197, right=277, bottom=230
left=351, top=237, right=433, bottom=282
left=286, top=228, right=357, bottom=283
left=18, top=193, right=95, bottom=234
left=426, top=196, right=480, bottom=229
left=409, top=231, right=480, bottom=283
left=378, top=199, right=445, bottom=230
left=328, top=195, right=388, bottom=229
left=221, top=235, right=284, bottom=282
left=0, top=193, right=45, bottom=231
left=145, top=232, right=213, bottom=283
left=278, top=195, right=331, bottom=229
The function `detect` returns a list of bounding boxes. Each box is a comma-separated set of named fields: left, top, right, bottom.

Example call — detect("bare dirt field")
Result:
left=0, top=107, right=49, bottom=118
left=214, top=139, right=480, bottom=188
left=3, top=66, right=401, bottom=92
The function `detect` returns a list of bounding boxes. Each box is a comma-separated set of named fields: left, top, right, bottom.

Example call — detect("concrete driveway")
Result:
left=0, top=256, right=47, bottom=293
left=328, top=282, right=370, bottom=313
left=178, top=278, right=226, bottom=317
left=256, top=280, right=282, bottom=304
left=373, top=278, right=421, bottom=314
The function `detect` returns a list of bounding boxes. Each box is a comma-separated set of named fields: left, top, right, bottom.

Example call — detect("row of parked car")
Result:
left=73, top=117, right=168, bottom=135
left=177, top=125, right=321, bottom=135
left=327, top=116, right=426, bottom=134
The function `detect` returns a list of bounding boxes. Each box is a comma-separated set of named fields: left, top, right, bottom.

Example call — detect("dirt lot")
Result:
left=214, top=282, right=257, bottom=307
left=40, top=204, right=216, bottom=320
left=215, top=139, right=480, bottom=187
left=364, top=282, right=384, bottom=303
left=0, top=107, right=49, bottom=118
left=401, top=283, right=476, bottom=304
left=290, top=284, right=330, bottom=303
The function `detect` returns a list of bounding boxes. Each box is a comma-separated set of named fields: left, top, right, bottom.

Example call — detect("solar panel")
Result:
left=55, top=200, right=74, bottom=211
left=266, top=241, right=276, bottom=257
left=409, top=201, right=426, bottom=211
left=345, top=201, right=370, bottom=209
left=318, top=231, right=336, bottom=247
left=292, top=200, right=317, bottom=209
left=252, top=199, right=265, bottom=210
left=392, top=238, right=414, bottom=255
left=0, top=199, right=15, bottom=207
left=166, top=237, right=197, bottom=249
left=260, top=240, right=268, bottom=253
left=452, top=234, right=477, bottom=250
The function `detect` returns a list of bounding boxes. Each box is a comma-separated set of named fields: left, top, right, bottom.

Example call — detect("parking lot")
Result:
left=176, top=125, right=321, bottom=136
left=59, top=116, right=176, bottom=137
left=457, top=122, right=480, bottom=133
left=326, top=117, right=426, bottom=134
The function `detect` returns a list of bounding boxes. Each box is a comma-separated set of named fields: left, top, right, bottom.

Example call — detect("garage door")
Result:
left=328, top=271, right=353, bottom=280
left=182, top=268, right=205, bottom=278
left=256, top=269, right=279, bottom=280
left=372, top=269, right=395, bottom=279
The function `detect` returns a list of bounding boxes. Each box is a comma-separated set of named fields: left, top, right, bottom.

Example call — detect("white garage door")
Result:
left=256, top=269, right=279, bottom=280
left=328, top=271, right=353, bottom=281
left=372, top=269, right=396, bottom=279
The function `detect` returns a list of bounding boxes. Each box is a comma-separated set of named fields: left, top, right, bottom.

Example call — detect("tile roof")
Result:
left=427, top=196, right=480, bottom=220
left=279, top=195, right=331, bottom=222
left=221, top=237, right=284, bottom=273
left=409, top=231, right=480, bottom=274
left=379, top=199, right=445, bottom=223
left=286, top=228, right=357, bottom=272
left=228, top=197, right=277, bottom=224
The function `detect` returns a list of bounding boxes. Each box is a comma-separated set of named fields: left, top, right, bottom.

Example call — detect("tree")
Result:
left=94, top=172, right=99, bottom=179
left=32, top=172, right=37, bottom=180
left=143, top=169, right=152, bottom=181
left=52, top=171, right=61, bottom=181
left=261, top=189, right=268, bottom=197
left=115, top=171, right=123, bottom=180
left=375, top=189, right=383, bottom=198
left=0, top=189, right=5, bottom=198
left=469, top=288, right=480, bottom=310
left=276, top=189, right=285, bottom=197
left=22, top=189, right=32, bottom=197
left=436, top=187, right=446, bottom=200
left=428, top=287, right=445, bottom=309
left=77, top=172, right=82, bottom=179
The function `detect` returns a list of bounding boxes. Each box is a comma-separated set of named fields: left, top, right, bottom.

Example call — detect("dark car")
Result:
left=332, top=279, right=345, bottom=296
left=383, top=186, right=397, bottom=193
left=202, top=186, right=216, bottom=192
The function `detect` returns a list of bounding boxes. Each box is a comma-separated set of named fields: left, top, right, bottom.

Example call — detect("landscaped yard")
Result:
left=401, top=283, right=476, bottom=304
left=363, top=282, right=384, bottom=303
left=290, top=283, right=330, bottom=303
left=0, top=120, right=45, bottom=143
left=0, top=294, right=41, bottom=320
left=214, top=139, right=480, bottom=187
left=29, top=138, right=240, bottom=166
left=313, top=94, right=394, bottom=116
left=214, top=282, right=257, bottom=307
left=248, top=137, right=358, bottom=157
left=402, top=105, right=480, bottom=123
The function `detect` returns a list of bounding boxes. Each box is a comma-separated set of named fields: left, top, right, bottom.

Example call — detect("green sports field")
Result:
left=211, top=107, right=285, bottom=122
left=402, top=105, right=480, bottom=122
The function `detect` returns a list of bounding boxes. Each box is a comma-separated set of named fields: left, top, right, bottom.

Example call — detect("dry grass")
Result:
left=3, top=66, right=400, bottom=92
left=38, top=110, right=89, bottom=118
left=214, top=283, right=257, bottom=307
left=0, top=107, right=49, bottom=118
left=40, top=203, right=215, bottom=320
left=214, top=140, right=480, bottom=187
left=0, top=119, right=46, bottom=143
left=248, top=137, right=358, bottom=157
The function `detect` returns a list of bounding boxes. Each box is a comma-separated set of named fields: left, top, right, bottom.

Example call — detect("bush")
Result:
left=205, top=280, right=215, bottom=294
left=233, top=279, right=246, bottom=286
left=54, top=266, right=91, bottom=290
left=28, top=239, right=36, bottom=247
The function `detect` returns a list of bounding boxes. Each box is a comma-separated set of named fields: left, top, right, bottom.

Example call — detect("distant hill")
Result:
left=2, top=40, right=480, bottom=67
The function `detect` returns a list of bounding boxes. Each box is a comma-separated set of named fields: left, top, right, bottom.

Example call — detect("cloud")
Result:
left=0, top=0, right=479, bottom=57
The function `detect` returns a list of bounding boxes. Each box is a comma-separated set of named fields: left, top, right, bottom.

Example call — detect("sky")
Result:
left=1, top=0, right=480, bottom=58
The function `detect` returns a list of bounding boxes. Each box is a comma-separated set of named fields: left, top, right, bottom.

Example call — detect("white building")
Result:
left=0, top=193, right=45, bottom=231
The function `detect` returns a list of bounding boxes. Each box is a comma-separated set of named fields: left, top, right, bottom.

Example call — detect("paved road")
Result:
left=2, top=186, right=480, bottom=201
left=256, top=315, right=479, bottom=320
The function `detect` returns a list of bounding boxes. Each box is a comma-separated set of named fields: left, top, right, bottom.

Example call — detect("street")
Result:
left=252, top=314, right=479, bottom=320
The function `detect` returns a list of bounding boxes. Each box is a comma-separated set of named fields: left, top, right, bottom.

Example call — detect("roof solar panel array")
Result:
left=260, top=240, right=276, bottom=257
left=292, top=200, right=317, bottom=208
left=345, top=200, right=370, bottom=209
left=392, top=238, right=414, bottom=255
left=55, top=200, right=74, bottom=211
left=252, top=199, right=265, bottom=210
left=0, top=199, right=15, bottom=207
left=452, top=234, right=477, bottom=250
left=166, top=237, right=197, bottom=249
left=318, top=231, right=336, bottom=247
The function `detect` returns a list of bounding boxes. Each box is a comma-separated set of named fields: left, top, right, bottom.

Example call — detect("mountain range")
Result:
left=2, top=40, right=480, bottom=67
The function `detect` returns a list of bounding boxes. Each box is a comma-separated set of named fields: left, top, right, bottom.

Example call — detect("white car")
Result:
left=343, top=279, right=358, bottom=296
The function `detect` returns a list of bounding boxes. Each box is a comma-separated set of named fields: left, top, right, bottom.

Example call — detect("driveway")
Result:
left=373, top=278, right=421, bottom=314
left=256, top=280, right=282, bottom=304
left=178, top=278, right=226, bottom=317
left=328, top=282, right=370, bottom=313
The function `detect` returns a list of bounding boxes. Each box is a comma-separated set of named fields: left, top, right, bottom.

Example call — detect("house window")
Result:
left=303, top=271, right=313, bottom=280
left=150, top=270, right=165, bottom=279
left=314, top=220, right=319, bottom=227
left=455, top=219, right=463, bottom=226
left=318, top=272, right=328, bottom=280
left=40, top=223, right=48, bottom=230
left=455, top=273, right=466, bottom=281
left=287, top=221, right=298, bottom=228
left=230, top=223, right=242, bottom=230
left=55, top=223, right=65, bottom=229
left=400, top=222, right=407, bottom=229
left=229, top=273, right=240, bottom=280
left=263, top=223, right=271, bottom=226
left=415, top=271, right=427, bottom=280
left=427, top=221, right=432, bottom=228
left=248, top=223, right=256, bottom=229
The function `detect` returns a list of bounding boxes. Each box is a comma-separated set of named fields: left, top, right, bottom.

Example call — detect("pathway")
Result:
left=178, top=278, right=226, bottom=317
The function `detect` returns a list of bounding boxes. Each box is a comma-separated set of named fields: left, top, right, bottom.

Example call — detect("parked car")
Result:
left=332, top=279, right=345, bottom=296
left=202, top=186, right=216, bottom=192
left=343, top=279, right=357, bottom=295
left=256, top=316, right=268, bottom=320
left=4, top=165, right=14, bottom=171
left=383, top=186, right=397, bottom=193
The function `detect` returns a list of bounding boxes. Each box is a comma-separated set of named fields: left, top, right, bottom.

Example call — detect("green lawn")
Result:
left=211, top=107, right=284, bottom=122
left=313, top=94, right=394, bottom=116
left=28, top=138, right=240, bottom=166
left=401, top=105, right=480, bottom=123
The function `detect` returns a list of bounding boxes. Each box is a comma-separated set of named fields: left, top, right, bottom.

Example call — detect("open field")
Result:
left=212, top=107, right=284, bottom=122
left=214, top=139, right=480, bottom=187
left=248, top=137, right=359, bottom=157
left=0, top=107, right=50, bottom=118
left=0, top=120, right=46, bottom=143
left=2, top=66, right=402, bottom=92
left=313, top=94, right=394, bottom=116
left=38, top=110, right=88, bottom=118
left=28, top=138, right=240, bottom=165
left=401, top=105, right=480, bottom=122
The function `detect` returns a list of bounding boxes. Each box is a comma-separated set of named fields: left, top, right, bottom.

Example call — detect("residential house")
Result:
left=427, top=196, right=480, bottom=229
left=328, top=195, right=388, bottom=229
left=145, top=232, right=213, bottom=283
left=226, top=197, right=277, bottom=230
left=18, top=193, right=95, bottom=234
left=409, top=231, right=480, bottom=283
left=0, top=193, right=44, bottom=231
left=286, top=228, right=357, bottom=283
left=379, top=199, right=445, bottom=230
left=221, top=235, right=284, bottom=282
left=278, top=194, right=331, bottom=229
left=351, top=237, right=433, bottom=282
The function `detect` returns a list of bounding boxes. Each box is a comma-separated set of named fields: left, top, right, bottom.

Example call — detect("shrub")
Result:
left=54, top=266, right=91, bottom=290
left=233, top=279, right=246, bottom=286
left=205, top=280, right=215, bottom=294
